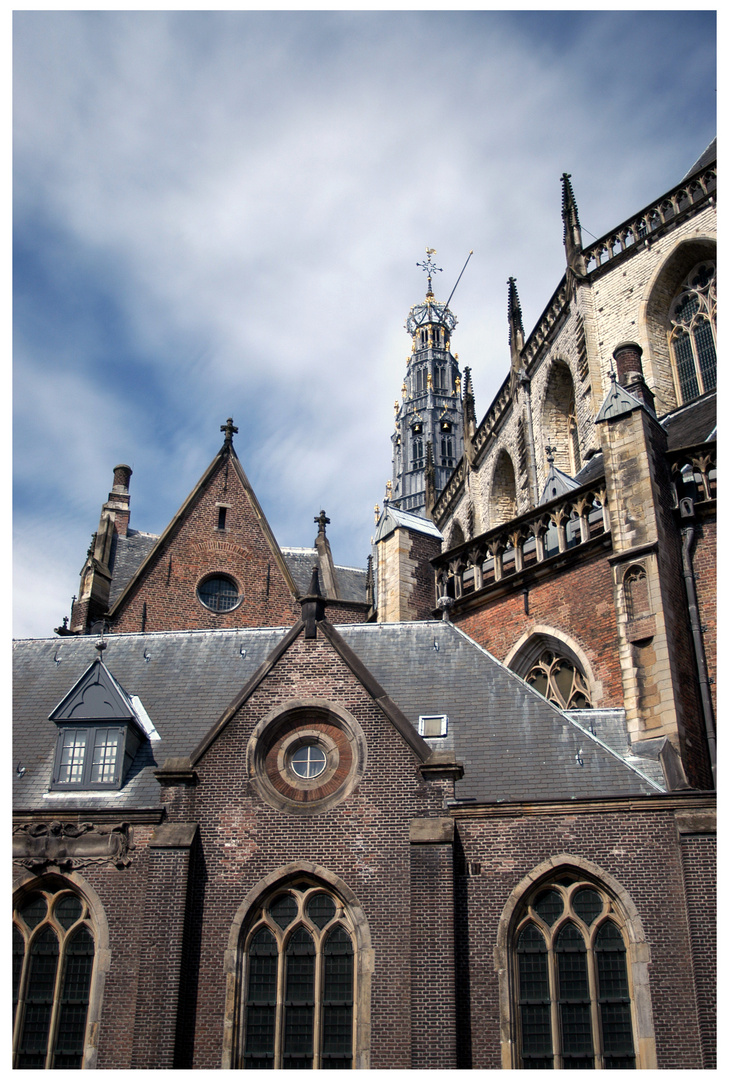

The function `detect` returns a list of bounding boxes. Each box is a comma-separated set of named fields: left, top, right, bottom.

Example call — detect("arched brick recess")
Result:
left=222, top=862, right=373, bottom=1069
left=542, top=360, right=578, bottom=474
left=493, top=855, right=656, bottom=1069
left=490, top=450, right=517, bottom=526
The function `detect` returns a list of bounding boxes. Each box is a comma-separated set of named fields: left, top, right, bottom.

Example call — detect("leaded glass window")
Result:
left=52, top=725, right=124, bottom=788
left=525, top=650, right=592, bottom=710
left=242, top=882, right=355, bottom=1069
left=669, top=261, right=717, bottom=404
left=13, top=886, right=95, bottom=1069
left=514, top=876, right=636, bottom=1069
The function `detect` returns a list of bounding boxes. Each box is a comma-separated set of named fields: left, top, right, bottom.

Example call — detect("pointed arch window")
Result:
left=525, top=648, right=592, bottom=710
left=13, top=887, right=95, bottom=1069
left=241, top=882, right=355, bottom=1069
left=669, top=261, right=716, bottom=403
left=514, top=875, right=636, bottom=1069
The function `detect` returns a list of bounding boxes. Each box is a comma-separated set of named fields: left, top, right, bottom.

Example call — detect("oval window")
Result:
left=197, top=574, right=241, bottom=612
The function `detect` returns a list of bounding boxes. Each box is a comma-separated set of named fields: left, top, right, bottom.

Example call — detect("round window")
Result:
left=290, top=744, right=327, bottom=779
left=197, top=574, right=241, bottom=612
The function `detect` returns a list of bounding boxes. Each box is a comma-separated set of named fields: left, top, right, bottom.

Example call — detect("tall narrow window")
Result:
left=13, top=887, right=95, bottom=1069
left=669, top=261, right=717, bottom=403
left=242, top=882, right=354, bottom=1069
left=514, top=876, right=636, bottom=1069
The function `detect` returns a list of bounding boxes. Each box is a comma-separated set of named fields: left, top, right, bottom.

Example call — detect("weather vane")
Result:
left=416, top=248, right=442, bottom=295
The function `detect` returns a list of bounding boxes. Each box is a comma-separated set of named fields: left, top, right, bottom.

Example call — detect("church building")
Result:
left=13, top=143, right=715, bottom=1069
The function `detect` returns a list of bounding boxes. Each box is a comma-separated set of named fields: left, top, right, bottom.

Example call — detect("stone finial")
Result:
left=545, top=444, right=557, bottom=465
left=315, top=510, right=330, bottom=537
left=220, top=417, right=238, bottom=445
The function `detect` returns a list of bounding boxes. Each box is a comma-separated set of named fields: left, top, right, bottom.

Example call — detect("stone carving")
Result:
left=12, top=820, right=135, bottom=871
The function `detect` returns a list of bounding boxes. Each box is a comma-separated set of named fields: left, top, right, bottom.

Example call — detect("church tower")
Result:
left=388, top=250, right=465, bottom=516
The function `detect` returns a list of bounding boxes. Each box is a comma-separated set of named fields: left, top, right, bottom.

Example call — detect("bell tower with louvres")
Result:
left=388, top=250, right=465, bottom=517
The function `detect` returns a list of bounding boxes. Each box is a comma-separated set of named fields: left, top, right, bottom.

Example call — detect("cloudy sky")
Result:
left=13, top=9, right=716, bottom=639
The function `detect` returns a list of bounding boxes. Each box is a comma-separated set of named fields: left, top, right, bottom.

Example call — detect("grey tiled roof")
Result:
left=661, top=391, right=716, bottom=450
left=336, top=622, right=663, bottom=802
left=14, top=621, right=662, bottom=816
left=107, top=530, right=159, bottom=607
left=281, top=549, right=367, bottom=603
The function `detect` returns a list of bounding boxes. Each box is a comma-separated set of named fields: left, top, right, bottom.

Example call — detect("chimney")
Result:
left=108, top=464, right=132, bottom=537
left=612, top=343, right=655, bottom=413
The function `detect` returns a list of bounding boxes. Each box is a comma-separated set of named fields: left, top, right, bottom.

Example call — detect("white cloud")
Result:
left=13, top=10, right=716, bottom=637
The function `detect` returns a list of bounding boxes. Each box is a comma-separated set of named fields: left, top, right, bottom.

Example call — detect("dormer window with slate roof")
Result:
left=48, top=652, right=149, bottom=792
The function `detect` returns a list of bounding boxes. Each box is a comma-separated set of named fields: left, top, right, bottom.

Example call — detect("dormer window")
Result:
left=48, top=654, right=149, bottom=792
left=52, top=724, right=136, bottom=790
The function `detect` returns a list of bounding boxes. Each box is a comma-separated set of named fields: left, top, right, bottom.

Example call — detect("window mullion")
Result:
left=547, top=939, right=562, bottom=1069
left=274, top=934, right=285, bottom=1069
left=45, top=922, right=66, bottom=1069
left=586, top=940, right=603, bottom=1069
left=313, top=930, right=323, bottom=1070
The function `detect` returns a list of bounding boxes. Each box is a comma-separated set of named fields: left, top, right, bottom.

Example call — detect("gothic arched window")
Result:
left=241, top=881, right=355, bottom=1069
left=13, top=885, right=96, bottom=1069
left=514, top=874, right=636, bottom=1069
left=525, top=649, right=591, bottom=710
left=669, top=261, right=716, bottom=404
left=412, top=437, right=424, bottom=466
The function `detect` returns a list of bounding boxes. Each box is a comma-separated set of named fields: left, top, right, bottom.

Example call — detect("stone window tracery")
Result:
left=513, top=874, right=636, bottom=1069
left=241, top=881, right=355, bottom=1069
left=669, top=261, right=716, bottom=403
left=525, top=649, right=592, bottom=710
left=13, top=884, right=95, bottom=1069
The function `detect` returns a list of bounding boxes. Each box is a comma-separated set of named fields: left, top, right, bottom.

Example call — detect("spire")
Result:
left=507, top=277, right=524, bottom=364
left=561, top=172, right=585, bottom=275
left=463, top=366, right=477, bottom=464
left=220, top=417, right=238, bottom=446
left=313, top=510, right=339, bottom=600
left=300, top=566, right=327, bottom=638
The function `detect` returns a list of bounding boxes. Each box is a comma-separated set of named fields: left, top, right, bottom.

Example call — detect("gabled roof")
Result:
left=374, top=503, right=443, bottom=544
left=49, top=655, right=137, bottom=725
left=539, top=463, right=580, bottom=505
left=106, top=442, right=298, bottom=617
left=14, top=619, right=664, bottom=815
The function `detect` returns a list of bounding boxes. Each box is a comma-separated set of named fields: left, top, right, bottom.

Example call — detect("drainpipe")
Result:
left=680, top=499, right=716, bottom=787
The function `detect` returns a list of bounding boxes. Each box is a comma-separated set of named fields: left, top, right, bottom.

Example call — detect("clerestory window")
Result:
left=242, top=881, right=354, bottom=1069
left=669, top=261, right=716, bottom=404
left=13, top=886, right=95, bottom=1069
left=514, top=875, right=636, bottom=1069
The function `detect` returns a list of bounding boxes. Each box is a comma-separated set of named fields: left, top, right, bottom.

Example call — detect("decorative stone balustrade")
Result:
left=433, top=477, right=610, bottom=602
left=582, top=163, right=716, bottom=275
left=669, top=441, right=717, bottom=507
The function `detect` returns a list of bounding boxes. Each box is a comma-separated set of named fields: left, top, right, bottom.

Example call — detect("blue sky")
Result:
left=13, top=9, right=716, bottom=638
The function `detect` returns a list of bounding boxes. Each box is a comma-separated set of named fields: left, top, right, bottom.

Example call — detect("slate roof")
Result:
left=681, top=137, right=716, bottom=181
left=280, top=548, right=367, bottom=603
left=13, top=621, right=663, bottom=816
left=374, top=504, right=443, bottom=543
left=107, top=530, right=160, bottom=607
left=661, top=390, right=716, bottom=450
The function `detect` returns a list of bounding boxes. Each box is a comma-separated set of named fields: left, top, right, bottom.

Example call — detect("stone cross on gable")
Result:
left=315, top=510, right=330, bottom=536
left=221, top=417, right=238, bottom=444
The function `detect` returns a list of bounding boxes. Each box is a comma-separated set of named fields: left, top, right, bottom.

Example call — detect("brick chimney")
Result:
left=108, top=464, right=132, bottom=537
left=613, top=342, right=655, bottom=413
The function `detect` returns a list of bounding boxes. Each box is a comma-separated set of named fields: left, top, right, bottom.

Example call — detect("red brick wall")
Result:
left=410, top=530, right=441, bottom=619
left=455, top=806, right=710, bottom=1069
left=452, top=551, right=624, bottom=706
left=680, top=833, right=716, bottom=1068
left=162, top=628, right=450, bottom=1068
left=111, top=455, right=300, bottom=633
